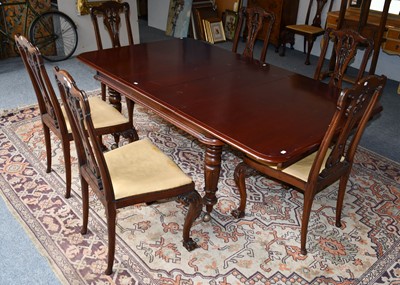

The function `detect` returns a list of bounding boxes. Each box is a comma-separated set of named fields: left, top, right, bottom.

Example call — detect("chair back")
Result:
left=90, top=1, right=134, bottom=50
left=308, top=74, right=386, bottom=185
left=14, top=34, right=67, bottom=134
left=54, top=67, right=114, bottom=201
left=306, top=0, right=334, bottom=28
left=314, top=28, right=373, bottom=88
left=232, top=6, right=275, bottom=63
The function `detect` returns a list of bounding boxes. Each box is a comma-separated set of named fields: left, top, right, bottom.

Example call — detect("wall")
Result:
left=57, top=0, right=140, bottom=54
left=148, top=0, right=170, bottom=30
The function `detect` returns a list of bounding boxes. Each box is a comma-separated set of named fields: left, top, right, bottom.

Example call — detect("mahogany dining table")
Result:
left=77, top=38, right=341, bottom=221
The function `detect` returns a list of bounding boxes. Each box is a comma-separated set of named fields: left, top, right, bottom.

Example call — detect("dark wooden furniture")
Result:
left=54, top=67, right=202, bottom=275
left=326, top=0, right=400, bottom=76
left=246, top=0, right=299, bottom=51
left=280, top=0, right=335, bottom=65
left=90, top=1, right=135, bottom=120
left=77, top=38, right=382, bottom=220
left=314, top=28, right=373, bottom=88
left=15, top=34, right=137, bottom=199
left=232, top=74, right=386, bottom=255
left=232, top=6, right=275, bottom=63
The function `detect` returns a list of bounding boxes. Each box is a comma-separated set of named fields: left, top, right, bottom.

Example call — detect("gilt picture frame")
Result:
left=209, top=19, right=226, bottom=43
left=77, top=0, right=121, bottom=15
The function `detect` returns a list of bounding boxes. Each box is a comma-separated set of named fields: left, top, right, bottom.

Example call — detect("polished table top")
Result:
left=78, top=38, right=339, bottom=167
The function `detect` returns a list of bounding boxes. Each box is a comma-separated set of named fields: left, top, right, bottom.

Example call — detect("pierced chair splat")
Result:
left=314, top=28, right=373, bottom=88
left=90, top=1, right=138, bottom=142
left=232, top=6, right=275, bottom=63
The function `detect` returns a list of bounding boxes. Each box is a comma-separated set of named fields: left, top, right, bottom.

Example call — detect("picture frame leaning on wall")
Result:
left=223, top=10, right=238, bottom=41
left=209, top=19, right=226, bottom=43
left=77, top=0, right=121, bottom=15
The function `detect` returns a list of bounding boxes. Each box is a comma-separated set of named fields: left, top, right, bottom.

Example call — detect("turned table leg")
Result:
left=108, top=87, right=122, bottom=112
left=202, top=144, right=223, bottom=222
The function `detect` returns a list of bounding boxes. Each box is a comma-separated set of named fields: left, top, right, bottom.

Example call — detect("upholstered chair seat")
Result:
left=253, top=149, right=334, bottom=182
left=61, top=96, right=129, bottom=132
left=105, top=138, right=193, bottom=200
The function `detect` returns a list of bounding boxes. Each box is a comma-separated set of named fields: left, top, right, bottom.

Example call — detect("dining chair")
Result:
left=90, top=1, right=134, bottom=117
left=280, top=0, right=335, bottom=65
left=314, top=28, right=373, bottom=89
left=15, top=34, right=138, bottom=199
left=232, top=6, right=275, bottom=63
left=231, top=74, right=387, bottom=255
left=54, top=67, right=202, bottom=275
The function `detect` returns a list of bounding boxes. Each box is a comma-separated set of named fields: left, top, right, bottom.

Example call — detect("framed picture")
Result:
left=223, top=10, right=238, bottom=41
left=76, top=0, right=121, bottom=15
left=166, top=0, right=194, bottom=38
left=209, top=19, right=226, bottom=43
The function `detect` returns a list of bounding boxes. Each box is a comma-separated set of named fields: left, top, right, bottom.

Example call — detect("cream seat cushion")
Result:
left=281, top=151, right=331, bottom=181
left=104, top=138, right=193, bottom=200
left=259, top=150, right=335, bottom=182
left=62, top=96, right=129, bottom=132
left=286, top=24, right=324, bottom=34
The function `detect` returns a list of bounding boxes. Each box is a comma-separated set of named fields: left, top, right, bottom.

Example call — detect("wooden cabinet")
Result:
left=383, top=28, right=400, bottom=54
left=246, top=0, right=299, bottom=49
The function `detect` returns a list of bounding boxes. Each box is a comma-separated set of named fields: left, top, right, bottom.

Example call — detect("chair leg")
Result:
left=105, top=205, right=117, bottom=275
left=126, top=98, right=139, bottom=142
left=98, top=135, right=108, bottom=152
left=300, top=189, right=315, bottom=255
left=304, top=37, right=315, bottom=65
left=43, top=124, right=52, bottom=173
left=61, top=140, right=72, bottom=198
left=112, top=133, right=120, bottom=149
left=335, top=171, right=351, bottom=227
left=231, top=162, right=249, bottom=218
left=80, top=178, right=89, bottom=235
left=101, top=82, right=106, bottom=101
left=279, top=30, right=287, bottom=57
left=178, top=191, right=202, bottom=251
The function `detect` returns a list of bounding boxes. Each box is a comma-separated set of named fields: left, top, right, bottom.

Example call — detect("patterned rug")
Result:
left=0, top=97, right=399, bottom=284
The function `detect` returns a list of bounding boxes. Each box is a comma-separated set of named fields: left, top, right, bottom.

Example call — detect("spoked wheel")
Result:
left=29, top=11, right=78, bottom=62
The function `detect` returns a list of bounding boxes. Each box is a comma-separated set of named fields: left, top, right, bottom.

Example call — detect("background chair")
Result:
left=90, top=1, right=134, bottom=121
left=314, top=28, right=373, bottom=89
left=54, top=67, right=202, bottom=275
left=15, top=34, right=137, bottom=198
left=232, top=6, right=275, bottom=63
left=232, top=74, right=386, bottom=255
left=280, top=0, right=334, bottom=65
